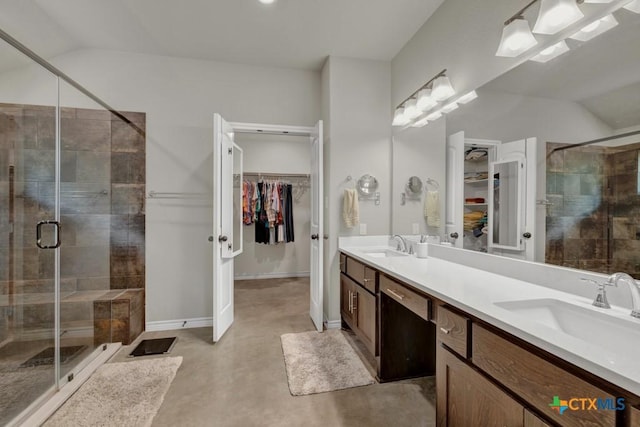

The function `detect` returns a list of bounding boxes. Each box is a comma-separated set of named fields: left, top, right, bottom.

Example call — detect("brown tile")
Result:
left=76, top=108, right=112, bottom=121
left=129, top=152, right=145, bottom=184
left=612, top=217, right=633, bottom=239
left=110, top=318, right=131, bottom=344
left=111, top=299, right=130, bottom=320
left=111, top=120, right=145, bottom=153
left=77, top=277, right=110, bottom=291
left=36, top=115, right=56, bottom=149
left=110, top=246, right=130, bottom=277
left=94, top=318, right=112, bottom=345
left=76, top=151, right=111, bottom=183
left=93, top=300, right=112, bottom=320
left=110, top=215, right=129, bottom=245
left=61, top=118, right=111, bottom=152
left=112, top=111, right=146, bottom=125
left=110, top=152, right=129, bottom=184
left=128, top=246, right=145, bottom=276
left=111, top=184, right=145, bottom=215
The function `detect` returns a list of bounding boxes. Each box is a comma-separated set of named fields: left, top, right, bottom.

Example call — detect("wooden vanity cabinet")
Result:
left=436, top=343, right=524, bottom=427
left=340, top=255, right=378, bottom=356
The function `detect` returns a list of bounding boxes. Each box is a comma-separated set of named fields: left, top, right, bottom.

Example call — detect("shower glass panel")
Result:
left=0, top=40, right=59, bottom=425
left=57, top=80, right=113, bottom=381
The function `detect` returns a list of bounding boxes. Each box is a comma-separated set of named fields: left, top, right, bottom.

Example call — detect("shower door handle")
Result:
left=36, top=220, right=61, bottom=249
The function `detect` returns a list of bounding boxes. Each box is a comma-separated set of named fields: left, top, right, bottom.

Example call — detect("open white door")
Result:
left=212, top=113, right=243, bottom=342
left=446, top=131, right=464, bottom=248
left=309, top=120, right=324, bottom=331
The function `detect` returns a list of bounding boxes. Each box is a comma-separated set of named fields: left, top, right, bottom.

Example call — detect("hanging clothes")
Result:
left=242, top=177, right=296, bottom=245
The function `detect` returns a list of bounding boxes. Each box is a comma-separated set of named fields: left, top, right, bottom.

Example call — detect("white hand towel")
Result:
left=343, top=189, right=359, bottom=228
left=425, top=190, right=440, bottom=227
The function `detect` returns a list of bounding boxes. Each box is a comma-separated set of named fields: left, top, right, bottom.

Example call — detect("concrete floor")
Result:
left=112, top=278, right=436, bottom=427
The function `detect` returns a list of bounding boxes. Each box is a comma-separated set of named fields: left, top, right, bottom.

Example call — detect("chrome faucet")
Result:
left=391, top=235, right=408, bottom=253
left=606, top=272, right=640, bottom=319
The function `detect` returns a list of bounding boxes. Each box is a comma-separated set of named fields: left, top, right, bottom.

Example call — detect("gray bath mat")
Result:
left=20, top=345, right=87, bottom=368
left=44, top=356, right=182, bottom=427
left=280, top=329, right=375, bottom=396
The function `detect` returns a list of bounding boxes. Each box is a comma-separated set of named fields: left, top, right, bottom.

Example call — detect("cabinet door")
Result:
left=355, top=287, right=376, bottom=356
left=524, top=410, right=550, bottom=427
left=436, top=345, right=523, bottom=427
left=340, top=273, right=355, bottom=327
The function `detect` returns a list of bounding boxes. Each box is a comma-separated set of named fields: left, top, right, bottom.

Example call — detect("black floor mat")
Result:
left=129, top=337, right=177, bottom=357
left=20, top=345, right=87, bottom=368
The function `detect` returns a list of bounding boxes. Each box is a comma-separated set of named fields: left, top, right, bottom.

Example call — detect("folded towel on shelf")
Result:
left=343, top=189, right=359, bottom=228
left=425, top=190, right=440, bottom=227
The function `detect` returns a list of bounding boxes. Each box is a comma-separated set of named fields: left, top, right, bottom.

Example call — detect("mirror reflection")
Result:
left=393, top=5, right=640, bottom=278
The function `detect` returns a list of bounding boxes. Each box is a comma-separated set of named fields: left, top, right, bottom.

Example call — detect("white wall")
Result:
left=234, top=134, right=311, bottom=279
left=391, top=119, right=446, bottom=236
left=0, top=48, right=321, bottom=323
left=323, top=56, right=391, bottom=323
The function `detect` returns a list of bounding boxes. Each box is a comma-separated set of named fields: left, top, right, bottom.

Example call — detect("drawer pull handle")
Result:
left=386, top=288, right=405, bottom=300
left=440, top=327, right=451, bottom=335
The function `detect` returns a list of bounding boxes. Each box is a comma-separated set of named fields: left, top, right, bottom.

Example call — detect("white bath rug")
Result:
left=44, top=356, right=182, bottom=427
left=280, top=329, right=375, bottom=396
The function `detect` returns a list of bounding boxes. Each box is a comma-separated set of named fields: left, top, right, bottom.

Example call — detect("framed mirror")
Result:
left=488, top=159, right=524, bottom=250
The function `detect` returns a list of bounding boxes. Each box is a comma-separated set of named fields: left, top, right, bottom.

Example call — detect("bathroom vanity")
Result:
left=339, top=237, right=640, bottom=427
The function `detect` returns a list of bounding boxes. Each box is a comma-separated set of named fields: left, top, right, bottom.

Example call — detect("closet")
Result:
left=233, top=133, right=311, bottom=280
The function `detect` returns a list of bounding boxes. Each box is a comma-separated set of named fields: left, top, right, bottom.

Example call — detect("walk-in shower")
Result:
left=0, top=29, right=146, bottom=425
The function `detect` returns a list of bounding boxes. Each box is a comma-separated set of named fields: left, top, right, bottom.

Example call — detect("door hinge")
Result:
left=67, top=373, right=74, bottom=382
left=228, top=148, right=232, bottom=154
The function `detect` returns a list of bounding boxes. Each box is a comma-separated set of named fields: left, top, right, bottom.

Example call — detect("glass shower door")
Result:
left=0, top=43, right=60, bottom=424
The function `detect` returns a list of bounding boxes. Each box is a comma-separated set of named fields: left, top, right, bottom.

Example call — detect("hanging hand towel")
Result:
left=425, top=190, right=440, bottom=227
left=343, top=189, right=359, bottom=228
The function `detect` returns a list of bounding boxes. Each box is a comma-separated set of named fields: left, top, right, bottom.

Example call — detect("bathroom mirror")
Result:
left=444, top=5, right=640, bottom=277
left=488, top=159, right=523, bottom=251
left=406, top=176, right=423, bottom=195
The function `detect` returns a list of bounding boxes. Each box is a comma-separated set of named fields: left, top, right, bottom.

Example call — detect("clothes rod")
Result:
left=243, top=172, right=310, bottom=178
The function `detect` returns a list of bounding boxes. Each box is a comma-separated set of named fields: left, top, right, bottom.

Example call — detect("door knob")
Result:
left=218, top=235, right=228, bottom=242
left=311, top=234, right=319, bottom=240
left=522, top=232, right=532, bottom=239
left=208, top=236, right=214, bottom=242
left=450, top=232, right=459, bottom=239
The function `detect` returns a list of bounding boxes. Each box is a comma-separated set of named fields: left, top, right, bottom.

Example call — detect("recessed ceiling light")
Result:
left=259, top=0, right=276, bottom=4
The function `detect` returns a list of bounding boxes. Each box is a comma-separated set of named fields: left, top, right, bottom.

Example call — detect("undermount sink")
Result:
left=362, top=249, right=409, bottom=258
left=495, top=298, right=640, bottom=353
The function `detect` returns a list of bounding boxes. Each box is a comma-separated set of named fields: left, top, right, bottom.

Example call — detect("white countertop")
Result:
left=339, top=238, right=640, bottom=396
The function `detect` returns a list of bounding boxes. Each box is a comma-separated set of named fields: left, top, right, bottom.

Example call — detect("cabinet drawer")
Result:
left=340, top=253, right=347, bottom=273
left=380, top=275, right=429, bottom=321
left=345, top=257, right=377, bottom=292
left=436, top=305, right=470, bottom=358
left=524, top=409, right=551, bottom=427
left=631, top=405, right=640, bottom=427
left=473, top=324, right=616, bottom=427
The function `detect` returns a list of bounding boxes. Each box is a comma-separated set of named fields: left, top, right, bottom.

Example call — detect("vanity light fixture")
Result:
left=569, top=14, right=618, bottom=41
left=456, top=90, right=478, bottom=104
left=392, top=107, right=410, bottom=127
left=530, top=40, right=570, bottom=62
left=441, top=101, right=459, bottom=114
left=426, top=110, right=443, bottom=121
left=403, top=98, right=421, bottom=120
left=392, top=69, right=454, bottom=127
left=532, top=0, right=584, bottom=34
left=411, top=117, right=429, bottom=128
left=623, top=0, right=640, bottom=13
left=431, top=75, right=456, bottom=101
left=416, top=88, right=438, bottom=112
left=496, top=18, right=539, bottom=57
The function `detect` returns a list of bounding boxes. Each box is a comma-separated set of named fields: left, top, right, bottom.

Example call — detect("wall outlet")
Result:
left=412, top=223, right=420, bottom=234
left=359, top=223, right=367, bottom=235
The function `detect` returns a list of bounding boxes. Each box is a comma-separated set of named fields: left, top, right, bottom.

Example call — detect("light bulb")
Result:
left=404, top=99, right=421, bottom=120
left=416, top=89, right=437, bottom=112
left=392, top=107, right=409, bottom=127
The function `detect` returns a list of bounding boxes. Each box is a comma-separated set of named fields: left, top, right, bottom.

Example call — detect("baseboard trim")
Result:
left=234, top=272, right=310, bottom=280
left=146, top=317, right=213, bottom=332
left=324, top=319, right=342, bottom=329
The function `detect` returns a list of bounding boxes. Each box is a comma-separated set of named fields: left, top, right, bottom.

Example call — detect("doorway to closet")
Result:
left=212, top=115, right=323, bottom=342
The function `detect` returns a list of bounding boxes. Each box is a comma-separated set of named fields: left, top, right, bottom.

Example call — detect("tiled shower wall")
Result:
left=0, top=103, right=145, bottom=342
left=546, top=141, right=640, bottom=278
